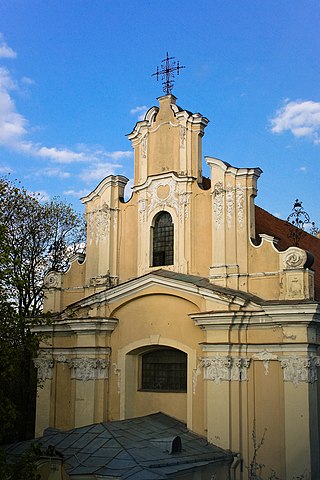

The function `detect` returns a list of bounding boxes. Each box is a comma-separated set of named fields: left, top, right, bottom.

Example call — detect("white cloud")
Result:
left=0, top=67, right=28, bottom=146
left=64, top=188, right=90, bottom=198
left=270, top=100, right=320, bottom=144
left=33, top=167, right=71, bottom=179
left=0, top=34, right=17, bottom=59
left=299, top=166, right=307, bottom=173
left=79, top=162, right=123, bottom=183
left=130, top=105, right=148, bottom=121
left=36, top=146, right=86, bottom=163
left=105, top=150, right=132, bottom=161
left=0, top=39, right=132, bottom=171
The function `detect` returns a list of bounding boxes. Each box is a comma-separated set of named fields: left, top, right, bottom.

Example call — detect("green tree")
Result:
left=0, top=177, right=85, bottom=444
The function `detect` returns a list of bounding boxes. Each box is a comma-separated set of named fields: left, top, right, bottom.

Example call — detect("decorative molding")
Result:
left=213, top=182, right=224, bottom=230
left=192, top=362, right=202, bottom=394
left=69, top=358, right=109, bottom=382
left=226, top=183, right=234, bottom=229
left=200, top=355, right=250, bottom=384
left=33, top=357, right=54, bottom=381
left=44, top=272, right=61, bottom=289
left=283, top=248, right=307, bottom=270
left=113, top=209, right=119, bottom=227
left=55, top=354, right=69, bottom=363
left=112, top=363, right=121, bottom=394
left=90, top=275, right=118, bottom=288
left=203, top=356, right=230, bottom=383
left=280, top=355, right=320, bottom=385
left=236, top=183, right=245, bottom=228
left=180, top=126, right=186, bottom=148
left=252, top=350, right=278, bottom=375
left=179, top=192, right=191, bottom=222
left=86, top=203, right=114, bottom=244
left=148, top=178, right=179, bottom=217
left=230, top=358, right=251, bottom=381
left=87, top=210, right=95, bottom=244
left=141, top=135, right=147, bottom=158
left=138, top=198, right=147, bottom=223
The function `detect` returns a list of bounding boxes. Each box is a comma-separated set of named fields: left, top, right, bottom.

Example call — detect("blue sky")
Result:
left=0, top=1, right=320, bottom=226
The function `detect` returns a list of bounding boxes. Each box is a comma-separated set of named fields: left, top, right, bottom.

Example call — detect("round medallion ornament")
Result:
left=44, top=272, right=59, bottom=288
left=283, top=248, right=307, bottom=270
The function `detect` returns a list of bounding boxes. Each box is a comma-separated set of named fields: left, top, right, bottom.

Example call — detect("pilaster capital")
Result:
left=280, top=355, right=320, bottom=385
left=69, top=357, right=110, bottom=382
left=33, top=357, right=54, bottom=381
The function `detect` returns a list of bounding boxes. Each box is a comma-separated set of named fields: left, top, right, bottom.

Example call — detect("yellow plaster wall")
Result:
left=53, top=364, right=74, bottom=430
left=118, top=199, right=138, bottom=282
left=108, top=292, right=205, bottom=432
left=191, top=189, right=211, bottom=276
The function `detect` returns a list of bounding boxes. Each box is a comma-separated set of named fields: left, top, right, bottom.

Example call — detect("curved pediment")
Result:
left=60, top=270, right=262, bottom=320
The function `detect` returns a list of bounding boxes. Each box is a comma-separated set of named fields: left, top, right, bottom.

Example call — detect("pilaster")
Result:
left=207, top=157, right=262, bottom=290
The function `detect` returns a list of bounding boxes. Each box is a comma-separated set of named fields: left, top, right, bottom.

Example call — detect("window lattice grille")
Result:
left=141, top=348, right=187, bottom=392
left=152, top=212, right=174, bottom=266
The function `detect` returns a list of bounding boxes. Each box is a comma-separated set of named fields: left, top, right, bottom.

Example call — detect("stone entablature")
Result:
left=191, top=353, right=320, bottom=393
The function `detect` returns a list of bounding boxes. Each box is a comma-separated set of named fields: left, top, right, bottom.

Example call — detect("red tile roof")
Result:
left=255, top=205, right=320, bottom=300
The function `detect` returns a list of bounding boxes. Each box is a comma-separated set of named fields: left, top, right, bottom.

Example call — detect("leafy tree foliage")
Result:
left=0, top=177, right=85, bottom=444
left=0, top=177, right=85, bottom=319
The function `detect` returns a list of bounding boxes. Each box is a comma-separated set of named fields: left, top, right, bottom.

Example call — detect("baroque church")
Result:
left=30, top=90, right=320, bottom=479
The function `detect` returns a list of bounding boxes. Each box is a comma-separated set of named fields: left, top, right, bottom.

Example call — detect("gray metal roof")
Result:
left=6, top=413, right=233, bottom=479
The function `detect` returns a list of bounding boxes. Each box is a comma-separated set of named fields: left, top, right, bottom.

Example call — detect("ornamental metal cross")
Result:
left=152, top=52, right=185, bottom=95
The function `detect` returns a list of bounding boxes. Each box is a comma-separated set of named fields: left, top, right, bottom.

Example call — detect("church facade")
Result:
left=35, top=94, right=320, bottom=479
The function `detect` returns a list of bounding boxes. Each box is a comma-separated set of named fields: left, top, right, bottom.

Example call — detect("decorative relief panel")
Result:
left=280, top=355, right=320, bottom=385
left=236, top=183, right=245, bottom=228
left=213, top=182, right=224, bottom=230
left=138, top=198, right=147, bottom=223
left=87, top=203, right=119, bottom=245
left=113, top=363, right=121, bottom=394
left=179, top=192, right=191, bottom=222
left=180, top=126, right=186, bottom=148
left=141, top=135, right=147, bottom=158
left=226, top=183, right=234, bottom=229
left=252, top=350, right=278, bottom=375
left=148, top=178, right=179, bottom=217
left=213, top=183, right=245, bottom=229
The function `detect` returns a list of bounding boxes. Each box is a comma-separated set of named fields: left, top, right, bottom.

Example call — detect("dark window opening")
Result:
left=152, top=212, right=174, bottom=266
left=140, top=348, right=187, bottom=392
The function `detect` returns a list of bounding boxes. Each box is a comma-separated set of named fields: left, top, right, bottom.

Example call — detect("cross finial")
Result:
left=152, top=52, right=185, bottom=95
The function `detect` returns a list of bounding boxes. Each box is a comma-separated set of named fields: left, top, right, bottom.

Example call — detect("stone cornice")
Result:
left=81, top=175, right=129, bottom=204
left=72, top=273, right=260, bottom=313
left=132, top=171, right=195, bottom=193
left=206, top=156, right=262, bottom=179
left=191, top=302, right=320, bottom=330
left=263, top=303, right=320, bottom=322
left=32, top=317, right=118, bottom=335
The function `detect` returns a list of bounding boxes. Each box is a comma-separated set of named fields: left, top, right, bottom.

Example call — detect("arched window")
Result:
left=140, top=348, right=187, bottom=392
left=152, top=211, right=174, bottom=267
